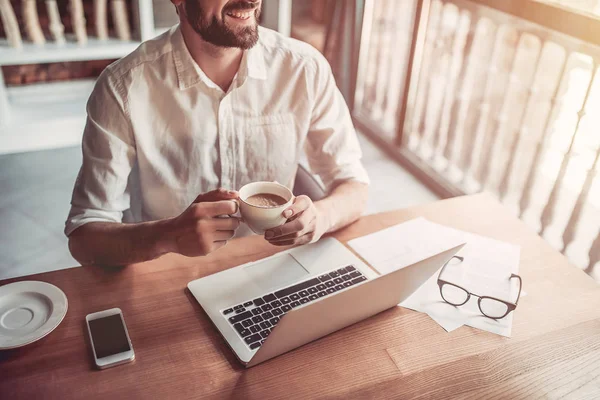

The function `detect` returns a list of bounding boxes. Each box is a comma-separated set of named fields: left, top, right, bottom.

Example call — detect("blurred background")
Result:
left=0, top=0, right=599, bottom=283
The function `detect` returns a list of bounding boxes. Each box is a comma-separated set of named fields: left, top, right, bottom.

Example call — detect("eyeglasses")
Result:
left=437, top=256, right=522, bottom=320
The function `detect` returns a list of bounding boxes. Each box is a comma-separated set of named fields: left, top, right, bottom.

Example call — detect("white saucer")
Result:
left=0, top=281, right=68, bottom=350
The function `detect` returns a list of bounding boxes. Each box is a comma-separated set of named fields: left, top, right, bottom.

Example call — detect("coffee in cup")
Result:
left=245, top=193, right=288, bottom=208
left=238, top=182, right=294, bottom=234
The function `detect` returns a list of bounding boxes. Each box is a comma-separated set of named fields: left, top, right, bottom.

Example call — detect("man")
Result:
left=66, top=0, right=369, bottom=266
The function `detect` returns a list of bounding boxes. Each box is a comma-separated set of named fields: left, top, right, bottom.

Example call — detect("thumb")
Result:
left=193, top=188, right=239, bottom=203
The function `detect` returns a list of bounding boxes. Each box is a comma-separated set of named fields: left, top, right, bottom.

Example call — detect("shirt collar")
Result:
left=246, top=39, right=267, bottom=81
left=171, top=25, right=267, bottom=91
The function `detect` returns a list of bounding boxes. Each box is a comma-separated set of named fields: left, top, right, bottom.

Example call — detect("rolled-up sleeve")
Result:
left=64, top=70, right=135, bottom=236
left=303, top=54, right=369, bottom=193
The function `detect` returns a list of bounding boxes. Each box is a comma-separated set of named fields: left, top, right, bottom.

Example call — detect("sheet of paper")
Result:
left=348, top=217, right=466, bottom=274
left=349, top=218, right=521, bottom=337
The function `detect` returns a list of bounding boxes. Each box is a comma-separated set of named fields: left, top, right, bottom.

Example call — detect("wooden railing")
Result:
left=348, top=0, right=600, bottom=278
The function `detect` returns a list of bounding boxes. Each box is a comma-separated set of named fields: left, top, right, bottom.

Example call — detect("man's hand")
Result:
left=264, top=195, right=327, bottom=246
left=164, top=188, right=241, bottom=257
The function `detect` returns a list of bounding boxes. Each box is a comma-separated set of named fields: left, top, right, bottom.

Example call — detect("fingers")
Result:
left=268, top=233, right=313, bottom=247
left=281, top=195, right=311, bottom=219
left=194, top=217, right=239, bottom=240
left=195, top=200, right=238, bottom=217
left=211, top=216, right=241, bottom=231
left=193, top=188, right=239, bottom=204
left=266, top=229, right=305, bottom=242
left=265, top=220, right=300, bottom=239
left=265, top=212, right=315, bottom=240
left=213, top=230, right=235, bottom=242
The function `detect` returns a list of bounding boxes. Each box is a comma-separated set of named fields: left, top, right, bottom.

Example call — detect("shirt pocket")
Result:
left=242, top=113, right=297, bottom=182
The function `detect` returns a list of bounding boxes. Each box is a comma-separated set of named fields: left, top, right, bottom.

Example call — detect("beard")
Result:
left=184, top=0, right=260, bottom=49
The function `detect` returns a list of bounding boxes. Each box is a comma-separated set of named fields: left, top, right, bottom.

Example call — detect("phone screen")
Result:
left=88, top=314, right=131, bottom=358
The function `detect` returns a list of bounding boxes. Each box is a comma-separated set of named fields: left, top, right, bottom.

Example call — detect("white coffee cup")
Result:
left=238, top=182, right=294, bottom=234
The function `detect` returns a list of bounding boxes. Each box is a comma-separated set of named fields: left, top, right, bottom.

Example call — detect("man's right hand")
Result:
left=163, top=188, right=241, bottom=257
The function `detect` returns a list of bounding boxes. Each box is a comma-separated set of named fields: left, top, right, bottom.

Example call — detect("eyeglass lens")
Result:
left=479, top=298, right=509, bottom=318
left=440, top=283, right=468, bottom=305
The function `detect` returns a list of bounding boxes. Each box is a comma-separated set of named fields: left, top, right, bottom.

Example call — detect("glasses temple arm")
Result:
left=439, top=255, right=464, bottom=279
left=510, top=273, right=523, bottom=305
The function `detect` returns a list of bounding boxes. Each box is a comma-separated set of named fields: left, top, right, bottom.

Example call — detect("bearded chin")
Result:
left=185, top=2, right=260, bottom=49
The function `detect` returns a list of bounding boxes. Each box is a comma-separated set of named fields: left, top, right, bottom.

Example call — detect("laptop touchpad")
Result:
left=243, top=254, right=309, bottom=293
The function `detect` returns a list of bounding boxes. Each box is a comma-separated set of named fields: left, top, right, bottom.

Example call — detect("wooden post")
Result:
left=337, top=0, right=358, bottom=106
left=398, top=0, right=429, bottom=148
left=45, top=0, right=65, bottom=43
left=112, top=0, right=132, bottom=41
left=588, top=229, right=600, bottom=273
left=498, top=40, right=544, bottom=200
left=370, top=0, right=395, bottom=122
left=22, top=0, right=46, bottom=44
left=359, top=0, right=384, bottom=117
left=0, top=0, right=22, bottom=48
left=70, top=0, right=87, bottom=44
left=417, top=2, right=448, bottom=157
left=540, top=65, right=597, bottom=237
left=95, top=0, right=109, bottom=40
left=479, top=33, right=531, bottom=192
left=562, top=143, right=600, bottom=253
left=446, top=18, right=497, bottom=182
left=461, top=24, right=503, bottom=188
left=353, top=0, right=375, bottom=113
left=430, top=9, right=471, bottom=164
left=519, top=55, right=568, bottom=218
left=407, top=0, right=443, bottom=150
left=337, top=0, right=351, bottom=103
left=348, top=0, right=365, bottom=114
left=379, top=2, right=409, bottom=132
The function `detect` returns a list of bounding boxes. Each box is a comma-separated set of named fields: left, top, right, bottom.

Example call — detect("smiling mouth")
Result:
left=225, top=9, right=255, bottom=20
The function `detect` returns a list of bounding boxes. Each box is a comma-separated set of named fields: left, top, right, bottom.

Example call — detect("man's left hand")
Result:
left=264, top=195, right=326, bottom=246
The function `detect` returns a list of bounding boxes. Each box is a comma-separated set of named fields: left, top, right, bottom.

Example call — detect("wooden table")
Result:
left=2, top=193, right=600, bottom=399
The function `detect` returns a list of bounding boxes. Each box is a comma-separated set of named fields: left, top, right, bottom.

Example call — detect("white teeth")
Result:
left=228, top=10, right=252, bottom=19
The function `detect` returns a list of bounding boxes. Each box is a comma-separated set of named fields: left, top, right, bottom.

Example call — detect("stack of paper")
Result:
left=348, top=218, right=521, bottom=337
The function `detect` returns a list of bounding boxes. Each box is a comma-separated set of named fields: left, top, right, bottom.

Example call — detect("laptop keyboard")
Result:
left=221, top=265, right=367, bottom=350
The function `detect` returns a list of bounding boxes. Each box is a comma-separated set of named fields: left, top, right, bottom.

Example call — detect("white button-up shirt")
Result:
left=65, top=25, right=369, bottom=237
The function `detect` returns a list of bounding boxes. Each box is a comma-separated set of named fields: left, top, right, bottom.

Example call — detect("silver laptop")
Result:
left=188, top=237, right=463, bottom=367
